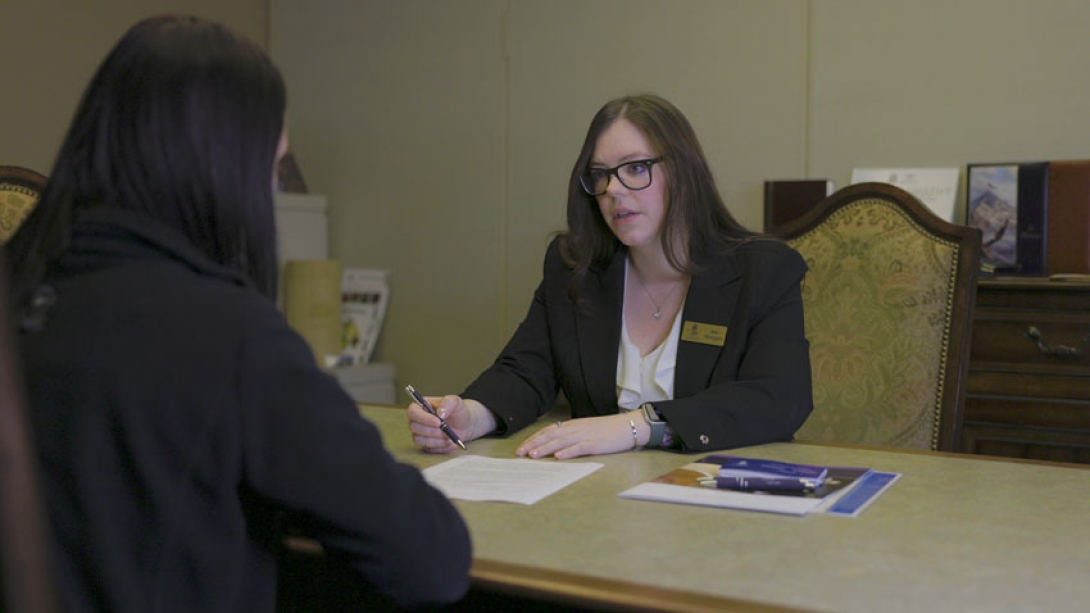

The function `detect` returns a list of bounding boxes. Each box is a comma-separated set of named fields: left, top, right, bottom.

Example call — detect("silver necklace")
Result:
left=630, top=264, right=682, bottom=319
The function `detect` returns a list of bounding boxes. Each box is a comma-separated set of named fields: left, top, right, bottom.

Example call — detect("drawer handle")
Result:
left=1025, top=326, right=1089, bottom=359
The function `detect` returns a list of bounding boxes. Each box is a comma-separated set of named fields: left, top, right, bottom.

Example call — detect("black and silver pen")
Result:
left=405, top=384, right=467, bottom=450
left=697, top=475, right=814, bottom=492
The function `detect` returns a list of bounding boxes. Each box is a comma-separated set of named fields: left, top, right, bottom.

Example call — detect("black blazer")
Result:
left=17, top=208, right=470, bottom=612
left=464, top=236, right=813, bottom=452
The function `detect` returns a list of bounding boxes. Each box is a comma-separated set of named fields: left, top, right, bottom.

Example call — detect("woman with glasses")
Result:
left=408, top=94, right=813, bottom=459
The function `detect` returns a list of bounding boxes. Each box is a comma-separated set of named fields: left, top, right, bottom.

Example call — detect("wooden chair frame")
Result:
left=0, top=259, right=58, bottom=612
left=0, top=166, right=47, bottom=191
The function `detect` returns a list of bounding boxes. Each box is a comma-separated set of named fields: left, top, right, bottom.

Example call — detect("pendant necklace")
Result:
left=631, top=264, right=682, bottom=319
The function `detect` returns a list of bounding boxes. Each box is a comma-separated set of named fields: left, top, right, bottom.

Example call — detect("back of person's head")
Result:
left=561, top=94, right=750, bottom=277
left=6, top=14, right=287, bottom=306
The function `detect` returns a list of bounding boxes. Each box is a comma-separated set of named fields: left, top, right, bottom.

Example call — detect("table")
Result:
left=325, top=405, right=1090, bottom=613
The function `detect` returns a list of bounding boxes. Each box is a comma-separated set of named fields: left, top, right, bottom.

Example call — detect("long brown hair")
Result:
left=558, top=94, right=752, bottom=300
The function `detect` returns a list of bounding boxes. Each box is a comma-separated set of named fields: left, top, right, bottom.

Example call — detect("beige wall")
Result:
left=270, top=0, right=1090, bottom=395
left=808, top=0, right=1090, bottom=187
left=0, top=0, right=267, bottom=175
left=10, top=1, right=1090, bottom=400
left=271, top=0, right=813, bottom=394
left=270, top=0, right=1090, bottom=392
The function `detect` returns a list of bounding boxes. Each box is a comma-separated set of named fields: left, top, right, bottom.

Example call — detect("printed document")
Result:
left=423, top=455, right=603, bottom=505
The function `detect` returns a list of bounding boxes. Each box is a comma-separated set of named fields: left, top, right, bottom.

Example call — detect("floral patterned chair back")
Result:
left=778, top=182, right=982, bottom=451
left=0, top=166, right=48, bottom=244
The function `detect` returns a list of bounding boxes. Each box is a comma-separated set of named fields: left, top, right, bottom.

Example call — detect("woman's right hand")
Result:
left=407, top=395, right=495, bottom=453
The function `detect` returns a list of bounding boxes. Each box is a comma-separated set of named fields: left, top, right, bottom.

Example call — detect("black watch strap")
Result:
left=641, top=402, right=666, bottom=448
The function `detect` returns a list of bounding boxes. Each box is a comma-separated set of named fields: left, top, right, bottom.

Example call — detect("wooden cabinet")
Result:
left=964, top=279, right=1090, bottom=464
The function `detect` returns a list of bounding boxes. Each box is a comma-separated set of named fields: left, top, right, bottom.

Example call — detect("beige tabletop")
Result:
left=358, top=404, right=1090, bottom=613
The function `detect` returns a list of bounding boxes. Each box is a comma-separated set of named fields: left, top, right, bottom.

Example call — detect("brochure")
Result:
left=619, top=455, right=894, bottom=517
left=337, top=268, right=389, bottom=366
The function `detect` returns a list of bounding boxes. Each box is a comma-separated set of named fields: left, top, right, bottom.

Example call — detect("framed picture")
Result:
left=966, top=162, right=1048, bottom=276
left=851, top=167, right=959, bottom=222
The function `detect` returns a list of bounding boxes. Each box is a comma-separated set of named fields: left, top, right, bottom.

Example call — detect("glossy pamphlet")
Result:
left=619, top=454, right=891, bottom=516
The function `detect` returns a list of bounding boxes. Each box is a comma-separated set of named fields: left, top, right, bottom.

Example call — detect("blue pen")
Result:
left=405, top=385, right=467, bottom=450
left=698, top=475, right=814, bottom=492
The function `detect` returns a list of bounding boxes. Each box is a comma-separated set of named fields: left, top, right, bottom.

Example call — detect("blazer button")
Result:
left=699, top=434, right=709, bottom=445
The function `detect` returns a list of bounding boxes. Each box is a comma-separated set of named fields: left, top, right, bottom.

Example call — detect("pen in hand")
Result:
left=405, top=385, right=467, bottom=451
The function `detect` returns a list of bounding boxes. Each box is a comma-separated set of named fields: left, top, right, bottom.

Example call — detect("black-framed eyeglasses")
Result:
left=578, top=157, right=663, bottom=196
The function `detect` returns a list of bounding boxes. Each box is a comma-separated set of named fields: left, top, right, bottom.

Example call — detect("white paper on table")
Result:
left=422, top=455, right=603, bottom=505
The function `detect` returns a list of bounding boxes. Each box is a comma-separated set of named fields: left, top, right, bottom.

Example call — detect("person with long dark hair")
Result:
left=8, top=15, right=470, bottom=611
left=408, top=94, right=813, bottom=459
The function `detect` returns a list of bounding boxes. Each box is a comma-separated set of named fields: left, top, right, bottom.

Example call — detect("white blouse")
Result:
left=616, top=262, right=684, bottom=411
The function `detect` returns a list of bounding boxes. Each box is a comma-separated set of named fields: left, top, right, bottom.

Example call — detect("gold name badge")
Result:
left=681, top=321, right=728, bottom=347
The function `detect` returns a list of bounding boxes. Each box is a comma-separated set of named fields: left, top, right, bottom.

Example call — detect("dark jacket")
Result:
left=17, top=207, right=470, bottom=612
left=464, top=236, right=813, bottom=452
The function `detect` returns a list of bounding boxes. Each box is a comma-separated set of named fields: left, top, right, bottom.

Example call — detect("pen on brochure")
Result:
left=698, top=475, right=815, bottom=492
left=404, top=384, right=467, bottom=450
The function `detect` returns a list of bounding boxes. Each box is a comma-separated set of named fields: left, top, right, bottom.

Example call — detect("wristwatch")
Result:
left=641, top=402, right=667, bottom=448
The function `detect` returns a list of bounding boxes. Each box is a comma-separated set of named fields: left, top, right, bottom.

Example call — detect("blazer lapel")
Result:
left=576, top=252, right=625, bottom=412
left=675, top=255, right=742, bottom=397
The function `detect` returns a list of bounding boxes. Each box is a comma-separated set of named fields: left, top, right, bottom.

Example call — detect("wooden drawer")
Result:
left=964, top=279, right=1090, bottom=464
left=967, top=368, right=1090, bottom=400
left=962, top=423, right=1090, bottom=464
left=971, top=312, right=1090, bottom=368
left=964, top=394, right=1090, bottom=430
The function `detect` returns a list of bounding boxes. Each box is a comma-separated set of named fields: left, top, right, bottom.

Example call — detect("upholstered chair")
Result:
left=777, top=182, right=982, bottom=451
left=0, top=166, right=48, bottom=243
